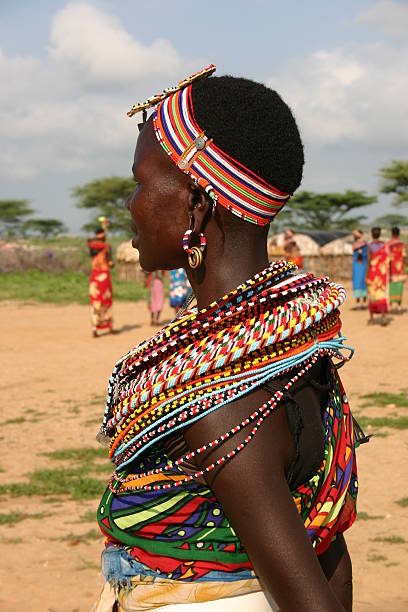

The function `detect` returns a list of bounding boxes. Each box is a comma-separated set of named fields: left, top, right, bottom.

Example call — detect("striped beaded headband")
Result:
left=127, top=65, right=291, bottom=226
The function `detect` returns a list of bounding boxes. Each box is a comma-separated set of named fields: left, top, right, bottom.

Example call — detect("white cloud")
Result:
left=356, top=0, right=408, bottom=40
left=267, top=11, right=408, bottom=149
left=0, top=2, right=194, bottom=181
left=49, top=3, right=182, bottom=86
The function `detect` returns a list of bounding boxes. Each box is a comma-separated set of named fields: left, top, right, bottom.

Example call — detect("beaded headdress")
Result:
left=127, top=65, right=291, bottom=226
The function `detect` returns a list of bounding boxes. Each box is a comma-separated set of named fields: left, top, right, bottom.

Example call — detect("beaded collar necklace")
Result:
left=98, top=260, right=351, bottom=483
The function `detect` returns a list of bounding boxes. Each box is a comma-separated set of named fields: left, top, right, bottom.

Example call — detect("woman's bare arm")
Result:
left=184, top=380, right=345, bottom=612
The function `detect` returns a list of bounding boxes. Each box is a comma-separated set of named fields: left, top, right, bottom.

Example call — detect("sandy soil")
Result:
left=0, top=289, right=407, bottom=611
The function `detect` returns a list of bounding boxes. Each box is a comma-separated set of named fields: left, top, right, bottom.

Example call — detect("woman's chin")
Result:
left=138, top=250, right=154, bottom=272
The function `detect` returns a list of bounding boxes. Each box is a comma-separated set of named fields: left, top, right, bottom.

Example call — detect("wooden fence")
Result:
left=302, top=255, right=353, bottom=280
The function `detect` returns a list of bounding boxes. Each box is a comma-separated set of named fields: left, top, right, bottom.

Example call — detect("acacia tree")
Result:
left=373, top=214, right=408, bottom=228
left=275, top=190, right=377, bottom=232
left=380, top=160, right=408, bottom=207
left=0, top=199, right=33, bottom=237
left=73, top=177, right=136, bottom=234
left=22, top=218, right=68, bottom=238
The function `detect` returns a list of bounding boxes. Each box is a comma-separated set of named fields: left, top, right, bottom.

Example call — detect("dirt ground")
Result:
left=0, top=288, right=407, bottom=611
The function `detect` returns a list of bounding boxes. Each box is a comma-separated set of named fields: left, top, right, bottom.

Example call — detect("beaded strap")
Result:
left=110, top=348, right=351, bottom=493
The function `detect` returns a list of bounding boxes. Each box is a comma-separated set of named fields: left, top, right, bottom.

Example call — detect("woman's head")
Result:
left=95, top=228, right=106, bottom=240
left=191, top=76, right=304, bottom=196
left=371, top=227, right=381, bottom=240
left=126, top=72, right=304, bottom=272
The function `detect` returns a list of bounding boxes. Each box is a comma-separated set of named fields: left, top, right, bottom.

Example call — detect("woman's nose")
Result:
left=125, top=195, right=132, bottom=211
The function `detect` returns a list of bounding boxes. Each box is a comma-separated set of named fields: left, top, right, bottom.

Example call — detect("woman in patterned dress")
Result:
left=88, top=217, right=116, bottom=337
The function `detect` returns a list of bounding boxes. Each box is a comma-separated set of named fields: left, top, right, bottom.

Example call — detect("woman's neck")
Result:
left=186, top=227, right=270, bottom=309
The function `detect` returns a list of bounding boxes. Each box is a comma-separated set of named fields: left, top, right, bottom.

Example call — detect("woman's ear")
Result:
left=187, top=182, right=211, bottom=233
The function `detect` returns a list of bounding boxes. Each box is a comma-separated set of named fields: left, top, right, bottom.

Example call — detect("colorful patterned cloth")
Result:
left=388, top=239, right=406, bottom=281
left=352, top=240, right=367, bottom=299
left=388, top=239, right=406, bottom=304
left=366, top=240, right=389, bottom=314
left=88, top=239, right=113, bottom=332
left=96, top=261, right=359, bottom=604
left=98, top=362, right=356, bottom=582
left=169, top=268, right=190, bottom=308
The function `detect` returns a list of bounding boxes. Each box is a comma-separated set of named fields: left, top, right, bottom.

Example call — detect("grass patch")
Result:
left=0, top=512, right=28, bottom=525
left=4, top=417, right=25, bottom=426
left=41, top=497, right=62, bottom=505
left=43, top=447, right=107, bottom=462
left=0, top=537, right=23, bottom=544
left=78, top=510, right=97, bottom=523
left=90, top=395, right=106, bottom=405
left=385, top=562, right=400, bottom=567
left=0, top=467, right=107, bottom=501
left=43, top=446, right=111, bottom=476
left=357, top=415, right=408, bottom=430
left=0, top=269, right=148, bottom=304
left=367, top=553, right=387, bottom=562
left=76, top=557, right=100, bottom=571
left=58, top=529, right=100, bottom=545
left=361, top=391, right=408, bottom=408
left=83, top=418, right=101, bottom=426
left=372, top=535, right=406, bottom=544
left=357, top=511, right=384, bottom=521
left=395, top=497, right=408, bottom=508
left=0, top=511, right=48, bottom=525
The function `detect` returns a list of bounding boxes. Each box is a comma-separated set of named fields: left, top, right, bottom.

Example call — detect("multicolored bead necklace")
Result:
left=98, top=260, right=351, bottom=477
left=110, top=345, right=352, bottom=494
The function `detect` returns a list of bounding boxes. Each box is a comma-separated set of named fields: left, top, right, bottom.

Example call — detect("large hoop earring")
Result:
left=183, top=228, right=206, bottom=269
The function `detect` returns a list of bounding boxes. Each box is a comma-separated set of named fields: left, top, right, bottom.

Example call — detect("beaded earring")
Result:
left=183, top=228, right=206, bottom=269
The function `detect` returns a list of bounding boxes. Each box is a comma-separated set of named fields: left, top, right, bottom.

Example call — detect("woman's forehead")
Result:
left=133, top=118, right=178, bottom=179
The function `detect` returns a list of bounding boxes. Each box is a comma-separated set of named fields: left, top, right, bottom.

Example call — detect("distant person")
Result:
left=169, top=267, right=190, bottom=314
left=87, top=216, right=116, bottom=337
left=351, top=229, right=368, bottom=308
left=267, top=235, right=280, bottom=258
left=388, top=226, right=407, bottom=312
left=366, top=227, right=389, bottom=326
left=146, top=270, right=164, bottom=325
left=283, top=229, right=303, bottom=269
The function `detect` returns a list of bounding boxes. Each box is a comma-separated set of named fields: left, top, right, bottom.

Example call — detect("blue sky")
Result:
left=1, top=0, right=407, bottom=232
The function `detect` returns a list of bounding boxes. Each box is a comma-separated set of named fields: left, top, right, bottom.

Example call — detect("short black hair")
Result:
left=392, top=226, right=400, bottom=237
left=191, top=76, right=304, bottom=195
left=371, top=226, right=381, bottom=239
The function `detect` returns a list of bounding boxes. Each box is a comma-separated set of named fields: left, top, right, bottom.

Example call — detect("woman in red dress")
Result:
left=283, top=229, right=304, bottom=269
left=366, top=227, right=389, bottom=326
left=88, top=217, right=115, bottom=337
